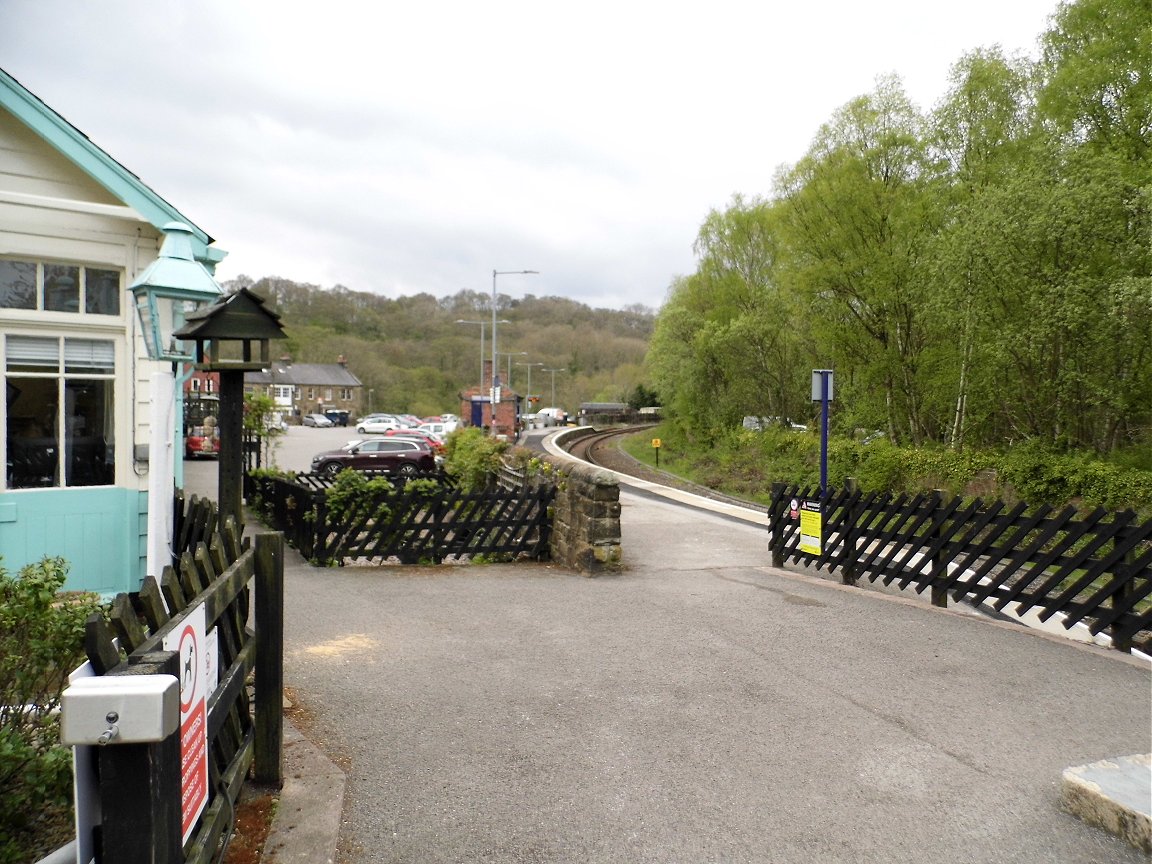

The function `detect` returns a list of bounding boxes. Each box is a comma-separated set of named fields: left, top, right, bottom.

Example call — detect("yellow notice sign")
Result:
left=652, top=438, right=662, bottom=448
left=799, top=500, right=822, bottom=556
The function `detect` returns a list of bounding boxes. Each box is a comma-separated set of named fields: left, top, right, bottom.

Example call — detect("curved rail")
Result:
left=551, top=425, right=769, bottom=517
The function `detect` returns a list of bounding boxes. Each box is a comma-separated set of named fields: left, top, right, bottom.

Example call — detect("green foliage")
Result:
left=632, top=420, right=1152, bottom=515
left=442, top=428, right=509, bottom=492
left=323, top=470, right=396, bottom=522
left=244, top=391, right=287, bottom=466
left=0, top=558, right=102, bottom=863
left=648, top=0, right=1152, bottom=458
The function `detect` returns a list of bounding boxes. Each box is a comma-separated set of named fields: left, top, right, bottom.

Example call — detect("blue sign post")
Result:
left=812, top=369, right=834, bottom=494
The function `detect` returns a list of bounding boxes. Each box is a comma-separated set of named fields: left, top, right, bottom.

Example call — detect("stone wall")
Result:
left=547, top=461, right=622, bottom=575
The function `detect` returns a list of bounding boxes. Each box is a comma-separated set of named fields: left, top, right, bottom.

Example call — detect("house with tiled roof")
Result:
left=0, top=67, right=226, bottom=595
left=244, top=355, right=363, bottom=421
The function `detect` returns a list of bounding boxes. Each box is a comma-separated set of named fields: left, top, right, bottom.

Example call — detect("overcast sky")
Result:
left=1, top=0, right=1061, bottom=311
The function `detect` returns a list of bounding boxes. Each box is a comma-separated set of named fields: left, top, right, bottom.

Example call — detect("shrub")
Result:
left=442, top=427, right=509, bottom=492
left=0, top=558, right=102, bottom=863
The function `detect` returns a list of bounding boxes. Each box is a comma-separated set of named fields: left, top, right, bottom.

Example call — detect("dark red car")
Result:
left=310, top=438, right=437, bottom=478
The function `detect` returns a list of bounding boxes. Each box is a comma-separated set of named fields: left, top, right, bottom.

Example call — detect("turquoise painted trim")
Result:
left=0, top=487, right=146, bottom=596
left=0, top=67, right=226, bottom=266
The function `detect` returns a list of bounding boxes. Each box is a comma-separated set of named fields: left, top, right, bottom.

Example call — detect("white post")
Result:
left=146, top=370, right=176, bottom=578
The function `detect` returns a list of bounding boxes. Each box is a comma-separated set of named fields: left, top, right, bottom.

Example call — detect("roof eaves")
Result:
left=0, top=66, right=223, bottom=265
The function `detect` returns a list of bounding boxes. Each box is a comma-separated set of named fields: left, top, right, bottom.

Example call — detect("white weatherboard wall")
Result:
left=0, top=101, right=170, bottom=594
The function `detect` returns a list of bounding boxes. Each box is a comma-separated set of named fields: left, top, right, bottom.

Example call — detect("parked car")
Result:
left=303, top=413, right=334, bottom=427
left=311, top=438, right=437, bottom=477
left=185, top=424, right=219, bottom=459
left=381, top=428, right=445, bottom=453
left=397, top=414, right=423, bottom=428
left=742, top=416, right=808, bottom=432
left=356, top=415, right=402, bottom=434
left=324, top=409, right=350, bottom=427
left=418, top=421, right=455, bottom=439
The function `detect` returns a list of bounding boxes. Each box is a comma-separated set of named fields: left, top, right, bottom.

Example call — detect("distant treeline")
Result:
left=221, top=277, right=656, bottom=418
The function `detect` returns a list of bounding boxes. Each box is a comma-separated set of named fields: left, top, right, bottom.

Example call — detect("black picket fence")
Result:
left=768, top=482, right=1152, bottom=654
left=247, top=471, right=555, bottom=566
left=79, top=493, right=284, bottom=863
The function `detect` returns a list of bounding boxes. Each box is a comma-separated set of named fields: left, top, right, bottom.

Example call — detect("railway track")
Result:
left=558, top=425, right=770, bottom=515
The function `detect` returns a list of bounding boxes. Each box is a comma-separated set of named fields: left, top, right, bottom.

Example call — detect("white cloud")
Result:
left=0, top=0, right=1058, bottom=310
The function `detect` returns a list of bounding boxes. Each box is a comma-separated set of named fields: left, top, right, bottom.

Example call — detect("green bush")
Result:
left=442, top=427, right=509, bottom=492
left=634, top=420, right=1152, bottom=515
left=0, top=557, right=102, bottom=863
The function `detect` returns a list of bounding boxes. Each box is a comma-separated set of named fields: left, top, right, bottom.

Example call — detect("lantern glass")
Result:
left=132, top=290, right=211, bottom=362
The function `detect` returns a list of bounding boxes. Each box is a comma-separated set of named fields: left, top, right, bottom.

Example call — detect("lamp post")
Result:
left=128, top=222, right=224, bottom=578
left=456, top=318, right=509, bottom=394
left=499, top=351, right=528, bottom=391
left=543, top=367, right=566, bottom=408
left=491, top=269, right=537, bottom=433
left=368, top=388, right=374, bottom=414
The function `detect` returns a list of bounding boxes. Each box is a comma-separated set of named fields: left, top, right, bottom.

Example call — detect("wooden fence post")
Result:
left=98, top=650, right=182, bottom=864
left=842, top=477, right=859, bottom=586
left=930, top=491, right=948, bottom=608
left=1111, top=525, right=1134, bottom=653
left=254, top=531, right=285, bottom=785
left=770, top=482, right=786, bottom=568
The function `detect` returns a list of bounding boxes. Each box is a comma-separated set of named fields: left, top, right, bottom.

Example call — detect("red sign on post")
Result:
left=164, top=605, right=209, bottom=843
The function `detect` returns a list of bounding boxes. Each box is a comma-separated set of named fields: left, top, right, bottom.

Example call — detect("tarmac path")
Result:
left=188, top=427, right=1151, bottom=862
left=274, top=484, right=1150, bottom=863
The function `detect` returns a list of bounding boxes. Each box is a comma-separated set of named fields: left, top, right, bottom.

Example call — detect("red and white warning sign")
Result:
left=163, top=604, right=210, bottom=844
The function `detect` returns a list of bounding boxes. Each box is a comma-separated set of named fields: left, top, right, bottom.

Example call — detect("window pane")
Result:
left=7, top=336, right=59, bottom=371
left=7, top=377, right=58, bottom=488
left=64, top=339, right=115, bottom=374
left=44, top=264, right=80, bottom=312
left=65, top=380, right=114, bottom=486
left=85, top=268, right=121, bottom=316
left=0, top=261, right=37, bottom=309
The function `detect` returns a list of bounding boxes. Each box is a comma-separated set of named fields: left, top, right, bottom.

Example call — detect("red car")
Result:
left=380, top=428, right=446, bottom=453
left=185, top=425, right=219, bottom=459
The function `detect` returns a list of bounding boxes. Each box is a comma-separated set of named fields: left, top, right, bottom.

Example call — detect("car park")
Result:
left=311, top=438, right=437, bottom=477
left=303, top=413, right=334, bottom=427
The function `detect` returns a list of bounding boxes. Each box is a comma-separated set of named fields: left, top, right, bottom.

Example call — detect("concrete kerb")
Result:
left=1062, top=754, right=1152, bottom=855
left=241, top=512, right=347, bottom=864
left=262, top=707, right=346, bottom=863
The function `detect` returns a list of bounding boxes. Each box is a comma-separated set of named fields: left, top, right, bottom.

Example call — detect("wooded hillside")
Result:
left=222, top=276, right=655, bottom=417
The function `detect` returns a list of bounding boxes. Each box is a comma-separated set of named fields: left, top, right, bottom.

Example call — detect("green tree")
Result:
left=775, top=75, right=940, bottom=444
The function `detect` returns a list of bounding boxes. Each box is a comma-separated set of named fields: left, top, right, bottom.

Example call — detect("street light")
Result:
left=491, top=269, right=537, bottom=415
left=499, top=351, right=528, bottom=390
left=542, top=367, right=566, bottom=408
left=456, top=318, right=509, bottom=393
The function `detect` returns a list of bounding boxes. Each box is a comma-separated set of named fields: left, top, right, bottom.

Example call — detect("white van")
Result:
left=536, top=407, right=568, bottom=427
